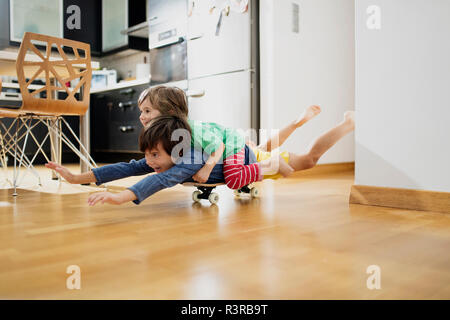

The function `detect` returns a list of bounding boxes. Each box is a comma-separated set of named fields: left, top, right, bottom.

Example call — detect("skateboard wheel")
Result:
left=192, top=190, right=202, bottom=202
left=208, top=192, right=219, bottom=204
left=250, top=187, right=259, bottom=198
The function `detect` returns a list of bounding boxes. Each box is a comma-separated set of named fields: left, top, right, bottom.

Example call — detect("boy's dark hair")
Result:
left=138, top=85, right=189, bottom=118
left=139, top=115, right=192, bottom=156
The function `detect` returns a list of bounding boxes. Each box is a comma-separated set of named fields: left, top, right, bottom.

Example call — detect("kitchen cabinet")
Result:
left=101, top=0, right=148, bottom=55
left=90, top=84, right=148, bottom=160
left=0, top=0, right=147, bottom=56
left=102, top=0, right=128, bottom=52
left=0, top=0, right=63, bottom=49
left=63, top=0, right=102, bottom=56
left=9, top=0, right=63, bottom=43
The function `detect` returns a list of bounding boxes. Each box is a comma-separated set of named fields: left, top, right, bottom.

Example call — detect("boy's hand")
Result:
left=87, top=189, right=137, bottom=206
left=87, top=192, right=122, bottom=206
left=45, top=161, right=77, bottom=184
left=193, top=165, right=213, bottom=184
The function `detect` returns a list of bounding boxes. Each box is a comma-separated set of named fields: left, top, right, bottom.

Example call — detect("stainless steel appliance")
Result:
left=148, top=0, right=188, bottom=86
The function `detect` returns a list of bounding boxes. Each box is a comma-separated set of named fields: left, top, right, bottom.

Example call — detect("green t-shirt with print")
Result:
left=188, top=119, right=245, bottom=159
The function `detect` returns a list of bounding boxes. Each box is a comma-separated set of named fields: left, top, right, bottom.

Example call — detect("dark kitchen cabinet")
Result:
left=63, top=0, right=102, bottom=56
left=90, top=84, right=148, bottom=161
left=101, top=0, right=148, bottom=55
left=0, top=0, right=147, bottom=56
left=64, top=0, right=147, bottom=56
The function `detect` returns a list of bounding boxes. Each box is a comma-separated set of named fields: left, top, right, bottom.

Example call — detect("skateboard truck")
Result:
left=186, top=183, right=260, bottom=204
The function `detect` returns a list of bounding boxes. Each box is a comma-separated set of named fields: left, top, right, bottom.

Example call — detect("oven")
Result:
left=149, top=37, right=187, bottom=85
left=148, top=0, right=188, bottom=86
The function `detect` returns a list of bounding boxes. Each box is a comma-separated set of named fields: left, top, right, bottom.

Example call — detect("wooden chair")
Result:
left=0, top=79, right=9, bottom=183
left=0, top=32, right=97, bottom=195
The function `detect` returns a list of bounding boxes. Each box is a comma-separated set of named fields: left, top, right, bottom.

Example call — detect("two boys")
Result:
left=47, top=86, right=355, bottom=206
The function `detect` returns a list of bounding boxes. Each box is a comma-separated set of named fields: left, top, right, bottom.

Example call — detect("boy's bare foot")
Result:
left=343, top=110, right=355, bottom=130
left=294, top=105, right=321, bottom=127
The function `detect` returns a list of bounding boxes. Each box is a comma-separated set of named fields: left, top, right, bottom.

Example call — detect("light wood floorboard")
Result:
left=0, top=165, right=449, bottom=299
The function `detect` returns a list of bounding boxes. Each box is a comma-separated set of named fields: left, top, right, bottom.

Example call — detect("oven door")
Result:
left=149, top=38, right=187, bottom=85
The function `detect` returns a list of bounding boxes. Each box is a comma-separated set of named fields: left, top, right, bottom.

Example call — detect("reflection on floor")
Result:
left=0, top=164, right=449, bottom=299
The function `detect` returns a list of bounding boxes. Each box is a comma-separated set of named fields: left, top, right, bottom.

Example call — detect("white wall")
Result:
left=99, top=51, right=150, bottom=80
left=355, top=0, right=450, bottom=192
left=259, top=0, right=355, bottom=164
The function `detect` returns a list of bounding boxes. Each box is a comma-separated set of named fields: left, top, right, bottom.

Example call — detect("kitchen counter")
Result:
left=90, top=78, right=150, bottom=94
left=90, top=79, right=188, bottom=94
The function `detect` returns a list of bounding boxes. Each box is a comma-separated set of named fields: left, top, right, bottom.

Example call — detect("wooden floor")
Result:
left=0, top=165, right=449, bottom=299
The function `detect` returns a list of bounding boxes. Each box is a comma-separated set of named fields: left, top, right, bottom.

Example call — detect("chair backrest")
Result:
left=16, top=32, right=92, bottom=116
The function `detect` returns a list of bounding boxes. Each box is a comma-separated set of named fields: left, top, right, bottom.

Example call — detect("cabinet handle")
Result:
left=186, top=89, right=205, bottom=98
left=119, top=88, right=135, bottom=95
left=119, top=125, right=134, bottom=133
left=118, top=101, right=134, bottom=108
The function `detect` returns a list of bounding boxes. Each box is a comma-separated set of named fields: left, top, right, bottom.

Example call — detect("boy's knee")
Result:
left=305, top=154, right=318, bottom=169
left=225, top=178, right=240, bottom=190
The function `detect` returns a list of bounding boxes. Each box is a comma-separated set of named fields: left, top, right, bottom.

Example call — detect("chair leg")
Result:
left=15, top=118, right=50, bottom=187
left=12, top=117, right=20, bottom=196
left=3, top=119, right=36, bottom=182
left=42, top=117, right=97, bottom=173
left=7, top=116, right=97, bottom=190
left=0, top=119, right=17, bottom=180
left=48, top=117, right=61, bottom=180
left=13, top=116, right=35, bottom=196
left=2, top=118, right=45, bottom=189
left=48, top=118, right=59, bottom=180
left=2, top=119, right=38, bottom=165
left=4, top=140, right=41, bottom=186
left=60, top=117, right=97, bottom=170
left=0, top=126, right=10, bottom=186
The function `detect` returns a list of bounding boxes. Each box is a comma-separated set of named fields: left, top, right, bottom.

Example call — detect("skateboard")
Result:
left=183, top=182, right=260, bottom=204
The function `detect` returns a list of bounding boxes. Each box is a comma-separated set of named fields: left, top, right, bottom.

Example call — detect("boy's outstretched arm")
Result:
left=46, top=159, right=154, bottom=185
left=45, top=161, right=96, bottom=184
left=91, top=159, right=154, bottom=185
left=87, top=189, right=136, bottom=206
left=88, top=152, right=210, bottom=206
left=193, top=142, right=225, bottom=183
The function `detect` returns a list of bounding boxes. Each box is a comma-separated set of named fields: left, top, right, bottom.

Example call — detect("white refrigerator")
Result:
left=185, top=0, right=258, bottom=133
